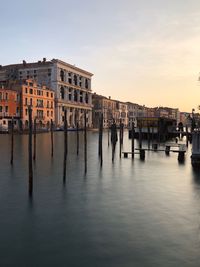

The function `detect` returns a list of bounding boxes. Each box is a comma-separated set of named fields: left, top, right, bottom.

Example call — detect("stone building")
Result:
left=0, top=58, right=93, bottom=128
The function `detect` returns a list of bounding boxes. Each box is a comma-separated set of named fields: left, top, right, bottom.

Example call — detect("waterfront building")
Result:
left=0, top=86, right=20, bottom=130
left=0, top=58, right=93, bottom=128
left=10, top=79, right=55, bottom=129
left=92, top=94, right=118, bottom=128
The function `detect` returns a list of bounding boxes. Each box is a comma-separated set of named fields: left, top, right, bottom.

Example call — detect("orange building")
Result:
left=0, top=87, right=20, bottom=131
left=18, top=80, right=55, bottom=129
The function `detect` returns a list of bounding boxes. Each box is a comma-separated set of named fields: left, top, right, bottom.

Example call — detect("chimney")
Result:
left=22, top=60, right=26, bottom=66
left=43, top=58, right=46, bottom=63
left=109, top=96, right=111, bottom=99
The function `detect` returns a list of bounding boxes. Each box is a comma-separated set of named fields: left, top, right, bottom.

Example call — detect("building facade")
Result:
left=0, top=87, right=20, bottom=130
left=0, top=58, right=93, bottom=128
left=20, top=80, right=55, bottom=129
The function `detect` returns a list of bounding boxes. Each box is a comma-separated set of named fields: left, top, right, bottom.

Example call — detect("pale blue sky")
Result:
left=1, top=0, right=200, bottom=111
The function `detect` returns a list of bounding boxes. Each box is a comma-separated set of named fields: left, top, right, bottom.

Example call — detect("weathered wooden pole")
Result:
left=28, top=106, right=33, bottom=196
left=119, top=119, right=122, bottom=158
left=121, top=121, right=124, bottom=145
left=131, top=121, right=135, bottom=159
left=84, top=111, right=87, bottom=173
left=63, top=109, right=68, bottom=183
left=76, top=120, right=79, bottom=155
left=33, top=118, right=36, bottom=161
left=10, top=117, right=14, bottom=165
left=147, top=124, right=150, bottom=149
left=98, top=114, right=102, bottom=157
left=139, top=126, right=142, bottom=149
left=99, top=113, right=103, bottom=166
left=186, top=125, right=188, bottom=147
left=108, top=120, right=110, bottom=147
left=111, top=120, right=117, bottom=162
left=51, top=119, right=54, bottom=157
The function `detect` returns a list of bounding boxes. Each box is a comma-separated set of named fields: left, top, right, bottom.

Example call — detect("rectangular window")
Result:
left=30, top=88, right=33, bottom=94
left=47, top=110, right=49, bottom=117
left=25, top=88, right=28, bottom=93
left=46, top=92, right=49, bottom=97
left=51, top=93, right=53, bottom=98
left=25, top=109, right=28, bottom=115
left=5, top=93, right=8, bottom=100
left=51, top=111, right=53, bottom=117
left=25, top=98, right=28, bottom=105
left=0, top=106, right=2, bottom=112
left=5, top=106, right=8, bottom=112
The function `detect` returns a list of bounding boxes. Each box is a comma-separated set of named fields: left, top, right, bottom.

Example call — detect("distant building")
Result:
left=0, top=58, right=93, bottom=128
left=0, top=86, right=20, bottom=131
left=92, top=94, right=128, bottom=128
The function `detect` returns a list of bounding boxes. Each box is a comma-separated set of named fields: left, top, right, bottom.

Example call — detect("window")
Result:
left=5, top=106, right=8, bottom=112
left=30, top=98, right=32, bottom=106
left=51, top=93, right=53, bottom=98
left=5, top=93, right=8, bottom=100
left=74, top=75, right=77, bottom=86
left=51, top=111, right=53, bottom=117
left=25, top=98, right=28, bottom=105
left=25, top=88, right=28, bottom=93
left=0, top=92, right=2, bottom=100
left=85, top=79, right=88, bottom=89
left=74, top=90, right=78, bottom=102
left=16, top=107, right=19, bottom=114
left=46, top=92, right=49, bottom=97
left=30, top=88, right=33, bottom=94
left=60, top=70, right=64, bottom=82
left=3, top=120, right=6, bottom=125
left=85, top=93, right=88, bottom=104
left=0, top=106, right=2, bottom=112
left=51, top=102, right=53, bottom=108
left=47, top=101, right=49, bottom=108
left=34, top=70, right=37, bottom=73
left=47, top=110, right=49, bottom=117
left=60, top=87, right=64, bottom=99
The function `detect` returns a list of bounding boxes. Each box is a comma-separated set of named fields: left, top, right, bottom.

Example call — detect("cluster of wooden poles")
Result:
left=9, top=106, right=88, bottom=196
left=9, top=110, right=190, bottom=196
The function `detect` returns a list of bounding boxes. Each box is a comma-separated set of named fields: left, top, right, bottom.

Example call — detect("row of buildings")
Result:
left=0, top=58, right=187, bottom=131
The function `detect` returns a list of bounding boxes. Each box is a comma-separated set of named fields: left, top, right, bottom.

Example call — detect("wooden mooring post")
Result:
left=63, top=109, right=68, bottom=183
left=84, top=111, right=87, bottom=173
left=111, top=120, right=117, bottom=162
left=51, top=119, right=54, bottom=157
left=76, top=121, right=79, bottom=155
left=119, top=119, right=122, bottom=158
left=139, top=126, right=142, bottom=149
left=28, top=107, right=33, bottom=196
left=10, top=118, right=14, bottom=165
left=186, top=125, right=189, bottom=147
left=33, top=118, right=36, bottom=161
left=131, top=121, right=135, bottom=159
left=147, top=125, right=150, bottom=149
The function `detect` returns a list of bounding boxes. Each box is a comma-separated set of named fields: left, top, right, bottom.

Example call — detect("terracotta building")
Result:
left=0, top=87, right=20, bottom=130
left=10, top=79, right=55, bottom=129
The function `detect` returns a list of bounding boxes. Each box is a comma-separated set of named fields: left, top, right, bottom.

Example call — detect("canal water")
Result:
left=0, top=131, right=200, bottom=267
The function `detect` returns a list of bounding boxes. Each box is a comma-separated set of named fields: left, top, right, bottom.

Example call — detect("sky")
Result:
left=0, top=0, right=200, bottom=112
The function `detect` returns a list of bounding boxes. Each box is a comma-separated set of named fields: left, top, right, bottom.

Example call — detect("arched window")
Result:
left=60, top=87, right=65, bottom=99
left=85, top=93, right=88, bottom=104
left=85, top=79, right=88, bottom=89
left=74, top=90, right=78, bottom=102
left=74, top=75, right=77, bottom=86
left=60, top=70, right=64, bottom=82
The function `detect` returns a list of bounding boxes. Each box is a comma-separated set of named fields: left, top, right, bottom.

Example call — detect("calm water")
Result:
left=0, top=131, right=200, bottom=267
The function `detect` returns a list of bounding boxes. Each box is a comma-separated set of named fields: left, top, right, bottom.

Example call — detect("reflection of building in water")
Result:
left=0, top=58, right=93, bottom=128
